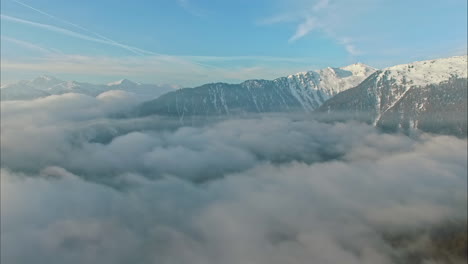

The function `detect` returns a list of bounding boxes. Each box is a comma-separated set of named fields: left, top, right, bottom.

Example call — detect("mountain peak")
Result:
left=32, top=75, right=62, bottom=83
left=380, top=55, right=467, bottom=87
left=29, top=75, right=64, bottom=88
left=341, top=62, right=375, bottom=70
left=107, top=79, right=139, bottom=86
left=340, top=63, right=377, bottom=76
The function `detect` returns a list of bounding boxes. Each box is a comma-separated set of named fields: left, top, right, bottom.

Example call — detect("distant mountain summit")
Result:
left=318, top=56, right=467, bottom=136
left=29, top=75, right=64, bottom=89
left=107, top=79, right=140, bottom=87
left=1, top=77, right=173, bottom=101
left=134, top=63, right=377, bottom=118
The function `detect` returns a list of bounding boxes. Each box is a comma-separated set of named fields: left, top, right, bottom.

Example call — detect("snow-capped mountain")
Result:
left=318, top=56, right=468, bottom=136
left=134, top=63, right=377, bottom=118
left=107, top=79, right=140, bottom=87
left=0, top=82, right=51, bottom=101
left=1, top=76, right=174, bottom=101
left=28, top=75, right=65, bottom=90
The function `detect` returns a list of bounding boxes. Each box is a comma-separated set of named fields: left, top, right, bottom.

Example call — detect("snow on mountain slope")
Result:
left=371, top=55, right=467, bottom=123
left=0, top=82, right=51, bottom=101
left=135, top=63, right=377, bottom=117
left=107, top=79, right=141, bottom=87
left=28, top=75, right=65, bottom=89
left=380, top=55, right=467, bottom=87
left=286, top=63, right=377, bottom=98
left=318, top=55, right=468, bottom=136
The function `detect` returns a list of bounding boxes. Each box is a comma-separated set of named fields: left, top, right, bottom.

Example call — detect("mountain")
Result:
left=107, top=79, right=140, bottom=87
left=28, top=75, right=65, bottom=89
left=0, top=82, right=52, bottom=101
left=0, top=76, right=174, bottom=101
left=133, top=63, right=377, bottom=118
left=318, top=56, right=468, bottom=136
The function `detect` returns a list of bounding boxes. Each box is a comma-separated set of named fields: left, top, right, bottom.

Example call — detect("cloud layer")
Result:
left=1, top=93, right=467, bottom=264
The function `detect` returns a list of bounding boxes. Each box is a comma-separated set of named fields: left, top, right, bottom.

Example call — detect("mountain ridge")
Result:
left=318, top=55, right=467, bottom=136
left=1, top=77, right=175, bottom=101
left=133, top=63, right=377, bottom=118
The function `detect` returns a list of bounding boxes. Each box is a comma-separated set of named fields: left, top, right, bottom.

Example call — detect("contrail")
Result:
left=7, top=0, right=221, bottom=68
left=1, top=35, right=57, bottom=54
left=9, top=0, right=158, bottom=56
left=1, top=14, right=149, bottom=56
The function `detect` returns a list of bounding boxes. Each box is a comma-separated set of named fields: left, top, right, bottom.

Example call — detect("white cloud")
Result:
left=289, top=16, right=317, bottom=42
left=1, top=36, right=58, bottom=55
left=344, top=43, right=360, bottom=56
left=260, top=0, right=373, bottom=56
left=1, top=96, right=466, bottom=264
left=339, top=37, right=361, bottom=56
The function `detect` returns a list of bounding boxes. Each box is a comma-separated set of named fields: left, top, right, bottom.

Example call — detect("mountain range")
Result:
left=318, top=56, right=467, bottom=136
left=0, top=76, right=175, bottom=101
left=134, top=63, right=377, bottom=117
left=2, top=56, right=466, bottom=136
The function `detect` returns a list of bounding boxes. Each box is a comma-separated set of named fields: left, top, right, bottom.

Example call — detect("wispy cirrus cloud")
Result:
left=289, top=16, right=317, bottom=43
left=260, top=0, right=367, bottom=56
left=1, top=35, right=59, bottom=55
left=12, top=0, right=96, bottom=35
left=339, top=37, right=360, bottom=56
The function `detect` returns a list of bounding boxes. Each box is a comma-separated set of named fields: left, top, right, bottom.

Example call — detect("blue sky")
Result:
left=1, top=0, right=467, bottom=86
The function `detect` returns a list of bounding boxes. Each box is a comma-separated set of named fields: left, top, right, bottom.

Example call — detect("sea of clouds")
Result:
left=1, top=92, right=467, bottom=264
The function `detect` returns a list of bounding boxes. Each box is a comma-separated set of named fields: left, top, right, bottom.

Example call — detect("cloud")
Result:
left=289, top=16, right=317, bottom=42
left=1, top=95, right=466, bottom=264
left=339, top=37, right=361, bottom=56
left=0, top=36, right=58, bottom=54
left=12, top=0, right=97, bottom=34
left=260, top=0, right=371, bottom=56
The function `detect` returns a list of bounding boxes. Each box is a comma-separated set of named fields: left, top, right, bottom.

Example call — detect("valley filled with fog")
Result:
left=1, top=91, right=466, bottom=264
left=1, top=0, right=467, bottom=262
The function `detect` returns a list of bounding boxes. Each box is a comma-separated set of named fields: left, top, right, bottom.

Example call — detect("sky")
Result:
left=1, top=0, right=467, bottom=86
